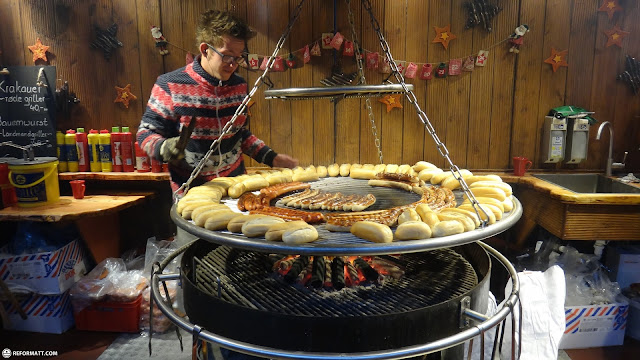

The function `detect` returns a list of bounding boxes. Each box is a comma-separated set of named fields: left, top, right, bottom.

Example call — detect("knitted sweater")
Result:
left=137, top=58, right=277, bottom=190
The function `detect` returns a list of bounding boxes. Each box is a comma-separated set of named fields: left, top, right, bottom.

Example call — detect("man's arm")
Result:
left=136, top=83, right=180, bottom=161
left=238, top=128, right=298, bottom=168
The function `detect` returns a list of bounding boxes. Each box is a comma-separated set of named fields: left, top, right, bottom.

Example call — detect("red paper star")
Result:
left=28, top=38, right=50, bottom=63
left=432, top=25, right=456, bottom=50
left=598, top=0, right=623, bottom=20
left=604, top=25, right=630, bottom=48
left=544, top=48, right=569, bottom=72
left=114, top=84, right=137, bottom=108
left=379, top=94, right=403, bottom=113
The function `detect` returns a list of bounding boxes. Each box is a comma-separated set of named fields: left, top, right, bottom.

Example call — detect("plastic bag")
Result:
left=70, top=258, right=149, bottom=313
left=143, top=237, right=181, bottom=278
left=550, top=245, right=620, bottom=306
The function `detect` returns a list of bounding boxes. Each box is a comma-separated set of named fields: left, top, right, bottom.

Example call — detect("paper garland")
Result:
left=240, top=29, right=521, bottom=80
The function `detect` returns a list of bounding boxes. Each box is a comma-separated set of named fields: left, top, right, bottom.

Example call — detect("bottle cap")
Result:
left=100, top=129, right=109, bottom=134
left=66, top=129, right=76, bottom=134
left=89, top=129, right=99, bottom=134
left=111, top=126, right=120, bottom=133
left=77, top=127, right=85, bottom=133
left=122, top=126, right=130, bottom=132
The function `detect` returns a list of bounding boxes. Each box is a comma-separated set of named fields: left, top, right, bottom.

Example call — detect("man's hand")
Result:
left=160, top=137, right=185, bottom=163
left=272, top=153, right=299, bottom=169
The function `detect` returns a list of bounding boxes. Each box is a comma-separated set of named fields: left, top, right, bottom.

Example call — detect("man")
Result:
left=138, top=10, right=298, bottom=192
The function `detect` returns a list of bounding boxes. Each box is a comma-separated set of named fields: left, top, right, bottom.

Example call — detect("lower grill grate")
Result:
left=192, top=246, right=478, bottom=317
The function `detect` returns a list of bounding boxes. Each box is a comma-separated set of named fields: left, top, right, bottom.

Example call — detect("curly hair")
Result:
left=196, top=10, right=256, bottom=48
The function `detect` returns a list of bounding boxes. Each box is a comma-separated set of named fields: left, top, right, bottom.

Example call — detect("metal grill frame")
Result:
left=150, top=240, right=522, bottom=359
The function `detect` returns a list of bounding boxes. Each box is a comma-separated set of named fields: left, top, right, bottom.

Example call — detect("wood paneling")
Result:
left=2, top=0, right=639, bottom=172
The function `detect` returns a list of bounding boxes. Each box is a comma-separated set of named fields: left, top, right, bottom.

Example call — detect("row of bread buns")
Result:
left=348, top=177, right=514, bottom=243
left=197, top=212, right=320, bottom=244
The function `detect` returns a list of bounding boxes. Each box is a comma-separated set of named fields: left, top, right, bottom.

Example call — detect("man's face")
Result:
left=202, top=35, right=245, bottom=81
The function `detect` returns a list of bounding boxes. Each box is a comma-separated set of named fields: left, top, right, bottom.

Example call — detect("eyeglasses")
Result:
left=206, top=44, right=246, bottom=66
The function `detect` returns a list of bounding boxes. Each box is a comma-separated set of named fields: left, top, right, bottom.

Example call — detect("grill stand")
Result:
left=149, top=241, right=521, bottom=360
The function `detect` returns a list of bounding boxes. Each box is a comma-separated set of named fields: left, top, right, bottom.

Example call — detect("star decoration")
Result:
left=90, top=23, right=123, bottom=61
left=598, top=0, right=623, bottom=20
left=378, top=94, right=403, bottom=113
left=28, top=38, right=50, bottom=63
left=617, top=55, right=640, bottom=95
left=543, top=48, right=569, bottom=73
left=464, top=0, right=502, bottom=32
left=433, top=25, right=457, bottom=50
left=114, top=84, right=137, bottom=108
left=604, top=25, right=630, bottom=48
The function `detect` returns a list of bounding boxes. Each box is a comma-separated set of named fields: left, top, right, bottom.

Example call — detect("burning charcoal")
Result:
left=331, top=257, right=346, bottom=290
left=284, top=256, right=309, bottom=283
left=323, top=258, right=333, bottom=288
left=262, top=254, right=286, bottom=272
left=310, top=256, right=326, bottom=289
left=297, top=261, right=313, bottom=284
left=279, top=257, right=296, bottom=271
left=354, top=257, right=379, bottom=282
left=345, top=260, right=359, bottom=286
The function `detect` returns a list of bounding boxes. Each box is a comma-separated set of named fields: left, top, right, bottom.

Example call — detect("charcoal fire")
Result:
left=310, top=256, right=326, bottom=289
left=331, top=257, right=346, bottom=290
left=284, top=256, right=309, bottom=283
left=353, top=257, right=380, bottom=282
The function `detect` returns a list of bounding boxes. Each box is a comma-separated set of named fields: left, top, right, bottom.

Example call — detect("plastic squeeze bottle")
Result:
left=87, top=130, right=101, bottom=172
left=65, top=130, right=79, bottom=172
left=98, top=130, right=112, bottom=172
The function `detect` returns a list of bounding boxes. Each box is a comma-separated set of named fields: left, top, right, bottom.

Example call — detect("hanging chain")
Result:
left=361, top=0, right=490, bottom=226
left=174, top=0, right=308, bottom=199
left=346, top=0, right=383, bottom=165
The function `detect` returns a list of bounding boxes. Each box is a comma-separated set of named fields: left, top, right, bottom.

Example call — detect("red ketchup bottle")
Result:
left=120, top=126, right=135, bottom=172
left=134, top=141, right=150, bottom=172
left=110, top=126, right=123, bottom=172
left=75, top=127, right=89, bottom=172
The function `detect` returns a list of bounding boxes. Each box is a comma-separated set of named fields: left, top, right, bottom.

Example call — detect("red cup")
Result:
left=70, top=180, right=86, bottom=199
left=513, top=156, right=533, bottom=176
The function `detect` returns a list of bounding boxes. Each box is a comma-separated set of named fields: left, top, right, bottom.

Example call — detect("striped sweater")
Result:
left=137, top=58, right=276, bottom=190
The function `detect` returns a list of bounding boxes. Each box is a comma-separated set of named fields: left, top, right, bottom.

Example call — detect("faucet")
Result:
left=596, top=121, right=626, bottom=176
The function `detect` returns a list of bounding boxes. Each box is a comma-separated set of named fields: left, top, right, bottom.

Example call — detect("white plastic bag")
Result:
left=500, top=265, right=566, bottom=360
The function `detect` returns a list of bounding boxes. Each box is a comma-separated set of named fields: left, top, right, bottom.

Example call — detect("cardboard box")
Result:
left=0, top=239, right=86, bottom=294
left=559, top=301, right=629, bottom=349
left=2, top=291, right=74, bottom=334
left=606, top=245, right=640, bottom=289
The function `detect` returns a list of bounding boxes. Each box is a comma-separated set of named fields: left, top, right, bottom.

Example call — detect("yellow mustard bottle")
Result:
left=56, top=131, right=68, bottom=172
left=87, top=129, right=101, bottom=172
left=64, top=130, right=79, bottom=172
left=98, top=129, right=112, bottom=172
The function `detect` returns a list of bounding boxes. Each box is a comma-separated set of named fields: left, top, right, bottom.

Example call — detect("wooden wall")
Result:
left=2, top=0, right=639, bottom=172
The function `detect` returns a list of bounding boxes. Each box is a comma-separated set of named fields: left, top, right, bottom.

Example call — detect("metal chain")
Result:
left=175, top=0, right=308, bottom=199
left=361, top=0, right=490, bottom=226
left=346, top=0, right=383, bottom=165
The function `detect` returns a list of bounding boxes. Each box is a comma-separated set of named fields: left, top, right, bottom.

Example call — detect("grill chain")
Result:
left=360, top=0, right=490, bottom=225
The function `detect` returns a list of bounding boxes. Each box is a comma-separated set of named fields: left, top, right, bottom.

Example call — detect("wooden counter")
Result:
left=0, top=194, right=149, bottom=222
left=58, top=171, right=170, bottom=181
left=0, top=194, right=152, bottom=263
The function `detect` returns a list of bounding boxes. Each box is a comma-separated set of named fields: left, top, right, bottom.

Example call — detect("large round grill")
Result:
left=181, top=240, right=491, bottom=353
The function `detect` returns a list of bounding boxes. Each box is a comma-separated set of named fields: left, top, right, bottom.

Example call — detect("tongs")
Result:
left=176, top=117, right=196, bottom=154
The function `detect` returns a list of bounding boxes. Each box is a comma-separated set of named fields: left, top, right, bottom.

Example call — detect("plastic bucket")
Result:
left=8, top=157, right=60, bottom=207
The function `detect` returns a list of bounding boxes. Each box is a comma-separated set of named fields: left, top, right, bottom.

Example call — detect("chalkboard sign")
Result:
left=0, top=66, right=57, bottom=158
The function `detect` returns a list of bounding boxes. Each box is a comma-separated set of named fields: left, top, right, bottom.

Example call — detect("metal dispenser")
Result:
left=541, top=116, right=567, bottom=163
left=565, top=117, right=590, bottom=164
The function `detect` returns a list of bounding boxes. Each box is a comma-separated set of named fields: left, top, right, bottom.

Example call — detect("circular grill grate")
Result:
left=192, top=246, right=478, bottom=317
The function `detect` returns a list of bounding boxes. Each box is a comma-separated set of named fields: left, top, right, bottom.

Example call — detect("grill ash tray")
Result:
left=172, top=177, right=522, bottom=256
left=182, top=241, right=491, bottom=353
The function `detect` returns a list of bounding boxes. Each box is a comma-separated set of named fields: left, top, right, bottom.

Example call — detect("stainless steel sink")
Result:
left=532, top=174, right=640, bottom=194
